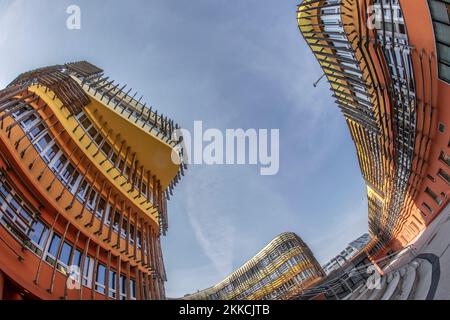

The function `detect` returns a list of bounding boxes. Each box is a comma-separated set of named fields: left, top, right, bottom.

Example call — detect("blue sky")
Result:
left=0, top=0, right=368, bottom=297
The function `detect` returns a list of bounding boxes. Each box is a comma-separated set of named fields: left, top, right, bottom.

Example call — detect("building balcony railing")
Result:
left=25, top=84, right=173, bottom=233
left=74, top=74, right=180, bottom=148
left=0, top=103, right=165, bottom=276
left=298, top=0, right=437, bottom=251
left=5, top=62, right=185, bottom=235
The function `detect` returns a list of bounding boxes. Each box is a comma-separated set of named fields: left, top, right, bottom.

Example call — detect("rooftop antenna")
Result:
left=313, top=73, right=326, bottom=87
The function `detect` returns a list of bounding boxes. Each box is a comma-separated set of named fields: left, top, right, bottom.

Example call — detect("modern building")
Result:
left=349, top=233, right=371, bottom=251
left=183, top=232, right=325, bottom=300
left=0, top=61, right=185, bottom=300
left=322, top=233, right=371, bottom=275
left=298, top=0, right=450, bottom=258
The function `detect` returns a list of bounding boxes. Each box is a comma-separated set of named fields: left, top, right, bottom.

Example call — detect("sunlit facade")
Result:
left=183, top=232, right=324, bottom=300
left=298, top=0, right=450, bottom=257
left=0, top=61, right=185, bottom=299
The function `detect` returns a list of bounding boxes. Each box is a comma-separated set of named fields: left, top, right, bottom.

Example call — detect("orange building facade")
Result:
left=0, top=61, right=185, bottom=300
left=298, top=0, right=450, bottom=257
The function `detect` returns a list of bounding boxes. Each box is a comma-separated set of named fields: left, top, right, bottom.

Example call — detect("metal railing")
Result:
left=294, top=245, right=418, bottom=300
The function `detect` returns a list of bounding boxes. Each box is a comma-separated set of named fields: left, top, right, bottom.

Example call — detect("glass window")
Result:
left=425, top=187, right=442, bottom=205
left=95, top=134, right=103, bottom=145
left=109, top=270, right=117, bottom=299
left=438, top=168, right=450, bottom=184
left=137, top=231, right=142, bottom=248
left=83, top=256, right=94, bottom=288
left=59, top=241, right=72, bottom=267
left=44, top=144, right=59, bottom=162
left=21, top=113, right=38, bottom=129
left=422, top=202, right=433, bottom=214
left=68, top=170, right=80, bottom=189
left=6, top=196, right=20, bottom=218
left=96, top=263, right=106, bottom=294
left=97, top=197, right=106, bottom=216
left=36, top=134, right=52, bottom=153
left=30, top=220, right=49, bottom=249
left=434, top=22, right=450, bottom=46
left=78, top=180, right=90, bottom=201
left=429, top=0, right=450, bottom=83
left=9, top=196, right=32, bottom=224
left=13, top=106, right=31, bottom=118
left=121, top=218, right=127, bottom=237
left=438, top=43, right=450, bottom=65
left=430, top=0, right=450, bottom=23
left=118, top=159, right=125, bottom=172
left=52, top=154, right=67, bottom=172
left=88, top=127, right=98, bottom=139
left=120, top=274, right=127, bottom=300
left=101, top=143, right=112, bottom=156
left=72, top=249, right=82, bottom=267
left=129, top=224, right=135, bottom=243
left=112, top=211, right=120, bottom=230
left=29, top=124, right=46, bottom=140
left=439, top=151, right=450, bottom=166
left=0, top=181, right=35, bottom=234
left=0, top=182, right=10, bottom=199
left=110, top=152, right=118, bottom=164
left=439, top=62, right=450, bottom=83
left=87, top=190, right=97, bottom=209
left=61, top=163, right=76, bottom=183
left=48, top=233, right=62, bottom=258
left=81, top=116, right=92, bottom=129
left=130, top=279, right=136, bottom=299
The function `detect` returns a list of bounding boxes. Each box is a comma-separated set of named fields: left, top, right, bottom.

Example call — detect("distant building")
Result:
left=183, top=232, right=325, bottom=300
left=322, top=234, right=371, bottom=275
left=349, top=233, right=371, bottom=251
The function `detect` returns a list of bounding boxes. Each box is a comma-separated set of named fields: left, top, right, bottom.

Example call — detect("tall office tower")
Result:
left=0, top=61, right=185, bottom=300
left=183, top=232, right=325, bottom=300
left=298, top=0, right=450, bottom=257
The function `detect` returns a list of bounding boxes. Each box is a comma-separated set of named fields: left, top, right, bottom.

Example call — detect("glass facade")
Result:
left=428, top=0, right=450, bottom=83
left=183, top=233, right=324, bottom=301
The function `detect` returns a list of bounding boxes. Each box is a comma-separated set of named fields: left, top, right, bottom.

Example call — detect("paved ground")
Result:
left=406, top=205, right=450, bottom=299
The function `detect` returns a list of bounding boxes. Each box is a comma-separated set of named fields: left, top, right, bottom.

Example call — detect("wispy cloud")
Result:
left=0, top=0, right=23, bottom=86
left=164, top=260, right=225, bottom=298
left=309, top=198, right=368, bottom=264
left=184, top=166, right=236, bottom=278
